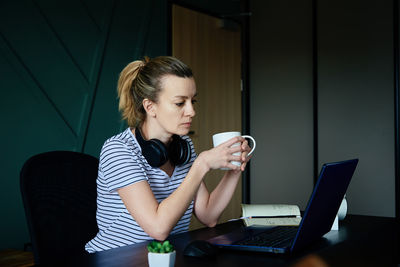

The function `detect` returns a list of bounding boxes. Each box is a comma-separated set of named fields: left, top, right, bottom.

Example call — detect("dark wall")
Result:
left=0, top=0, right=168, bottom=250
left=0, top=0, right=242, bottom=251
left=249, top=0, right=396, bottom=217
left=317, top=0, right=395, bottom=216
left=249, top=0, right=314, bottom=208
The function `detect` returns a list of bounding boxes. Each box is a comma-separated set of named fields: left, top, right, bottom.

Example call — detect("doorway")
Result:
left=172, top=4, right=242, bottom=230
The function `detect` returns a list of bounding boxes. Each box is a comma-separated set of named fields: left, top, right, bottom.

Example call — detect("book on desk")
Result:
left=240, top=204, right=302, bottom=227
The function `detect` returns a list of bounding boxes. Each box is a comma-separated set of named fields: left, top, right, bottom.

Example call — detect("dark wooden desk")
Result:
left=72, top=215, right=399, bottom=267
left=0, top=249, right=34, bottom=267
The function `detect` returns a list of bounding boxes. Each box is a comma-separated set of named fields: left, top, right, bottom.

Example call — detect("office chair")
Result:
left=20, top=151, right=99, bottom=265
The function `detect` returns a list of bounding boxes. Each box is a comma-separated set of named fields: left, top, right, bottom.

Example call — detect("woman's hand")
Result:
left=197, top=136, right=250, bottom=172
left=193, top=137, right=253, bottom=226
left=230, top=138, right=252, bottom=173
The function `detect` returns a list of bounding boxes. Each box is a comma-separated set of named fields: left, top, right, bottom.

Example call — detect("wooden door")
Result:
left=172, top=5, right=242, bottom=230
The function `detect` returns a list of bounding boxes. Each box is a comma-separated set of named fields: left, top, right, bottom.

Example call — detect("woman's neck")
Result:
left=140, top=121, right=172, bottom=144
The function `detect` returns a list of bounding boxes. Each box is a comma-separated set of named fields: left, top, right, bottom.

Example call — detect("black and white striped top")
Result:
left=85, top=128, right=196, bottom=253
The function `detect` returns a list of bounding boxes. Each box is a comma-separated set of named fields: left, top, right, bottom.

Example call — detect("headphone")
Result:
left=135, top=128, right=192, bottom=167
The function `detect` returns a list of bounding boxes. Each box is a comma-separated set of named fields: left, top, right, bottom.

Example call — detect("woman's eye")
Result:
left=175, top=99, right=197, bottom=107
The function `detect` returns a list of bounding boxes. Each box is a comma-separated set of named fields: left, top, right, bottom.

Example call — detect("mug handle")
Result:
left=241, top=135, right=256, bottom=156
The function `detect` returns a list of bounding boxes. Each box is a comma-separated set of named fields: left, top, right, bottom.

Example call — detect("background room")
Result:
left=0, top=0, right=398, bottom=252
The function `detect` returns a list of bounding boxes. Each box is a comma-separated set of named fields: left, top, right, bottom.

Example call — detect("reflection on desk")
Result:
left=69, top=215, right=398, bottom=267
left=0, top=249, right=34, bottom=267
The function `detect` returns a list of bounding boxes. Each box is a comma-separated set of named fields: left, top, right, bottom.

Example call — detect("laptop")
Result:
left=208, top=158, right=359, bottom=254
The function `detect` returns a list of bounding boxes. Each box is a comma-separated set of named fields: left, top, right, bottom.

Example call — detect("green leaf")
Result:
left=148, top=241, right=159, bottom=252
left=147, top=240, right=174, bottom=253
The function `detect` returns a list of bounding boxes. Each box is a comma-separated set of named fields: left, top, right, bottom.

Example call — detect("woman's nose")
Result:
left=185, top=103, right=195, bottom=117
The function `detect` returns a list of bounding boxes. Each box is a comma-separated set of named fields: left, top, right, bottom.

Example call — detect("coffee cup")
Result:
left=212, top=131, right=256, bottom=170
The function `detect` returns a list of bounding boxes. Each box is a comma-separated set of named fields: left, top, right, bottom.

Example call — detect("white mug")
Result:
left=212, top=131, right=256, bottom=170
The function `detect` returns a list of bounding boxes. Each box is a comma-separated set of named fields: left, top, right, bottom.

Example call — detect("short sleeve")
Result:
left=99, top=139, right=147, bottom=192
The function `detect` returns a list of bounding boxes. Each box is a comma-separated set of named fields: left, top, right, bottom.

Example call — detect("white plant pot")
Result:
left=148, top=250, right=176, bottom=267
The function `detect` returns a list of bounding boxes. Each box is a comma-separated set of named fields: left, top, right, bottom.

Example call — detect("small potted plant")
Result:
left=147, top=240, right=176, bottom=267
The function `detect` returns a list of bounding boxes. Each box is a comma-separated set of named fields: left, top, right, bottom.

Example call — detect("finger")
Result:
left=228, top=145, right=242, bottom=154
left=241, top=152, right=253, bottom=163
left=222, top=136, right=243, bottom=147
left=241, top=143, right=251, bottom=154
left=245, top=153, right=253, bottom=161
left=241, top=140, right=249, bottom=150
left=241, top=162, right=247, bottom=171
left=245, top=145, right=252, bottom=153
left=226, top=162, right=241, bottom=171
left=241, top=151, right=249, bottom=161
left=229, top=155, right=242, bottom=162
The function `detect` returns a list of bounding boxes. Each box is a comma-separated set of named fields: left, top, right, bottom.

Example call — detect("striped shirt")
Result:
left=85, top=128, right=196, bottom=253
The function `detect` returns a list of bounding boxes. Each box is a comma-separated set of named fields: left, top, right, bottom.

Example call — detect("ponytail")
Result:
left=117, top=60, right=144, bottom=127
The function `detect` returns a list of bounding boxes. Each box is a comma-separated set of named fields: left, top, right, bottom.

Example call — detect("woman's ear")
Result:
left=142, top=98, right=156, bottom=117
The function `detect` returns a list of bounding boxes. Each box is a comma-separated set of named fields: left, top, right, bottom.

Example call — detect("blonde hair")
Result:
left=117, top=56, right=193, bottom=127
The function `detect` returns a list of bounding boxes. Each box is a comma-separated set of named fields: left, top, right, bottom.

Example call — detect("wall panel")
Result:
left=0, top=0, right=167, bottom=249
left=318, top=0, right=395, bottom=217
left=250, top=0, right=396, bottom=218
left=249, top=0, right=314, bottom=209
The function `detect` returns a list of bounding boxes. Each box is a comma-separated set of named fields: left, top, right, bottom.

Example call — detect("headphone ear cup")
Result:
left=180, top=139, right=192, bottom=165
left=142, top=139, right=169, bottom=167
left=135, top=128, right=168, bottom=167
left=169, top=136, right=192, bottom=166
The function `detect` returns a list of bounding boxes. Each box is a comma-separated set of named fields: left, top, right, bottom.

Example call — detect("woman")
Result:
left=85, top=56, right=251, bottom=253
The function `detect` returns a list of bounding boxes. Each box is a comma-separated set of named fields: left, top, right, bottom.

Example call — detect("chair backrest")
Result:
left=20, top=151, right=99, bottom=265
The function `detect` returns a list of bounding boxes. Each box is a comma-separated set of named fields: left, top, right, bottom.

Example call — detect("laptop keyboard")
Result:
left=234, top=226, right=298, bottom=247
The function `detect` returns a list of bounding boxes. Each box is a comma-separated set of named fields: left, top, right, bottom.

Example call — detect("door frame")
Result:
left=167, top=0, right=251, bottom=204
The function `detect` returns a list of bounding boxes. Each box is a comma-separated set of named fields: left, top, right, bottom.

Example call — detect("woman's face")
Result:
left=151, top=75, right=197, bottom=136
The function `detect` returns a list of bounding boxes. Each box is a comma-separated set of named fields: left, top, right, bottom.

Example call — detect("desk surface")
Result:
left=72, top=215, right=399, bottom=267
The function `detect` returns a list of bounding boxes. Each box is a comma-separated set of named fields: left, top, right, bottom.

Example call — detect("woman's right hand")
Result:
left=197, top=136, right=245, bottom=171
